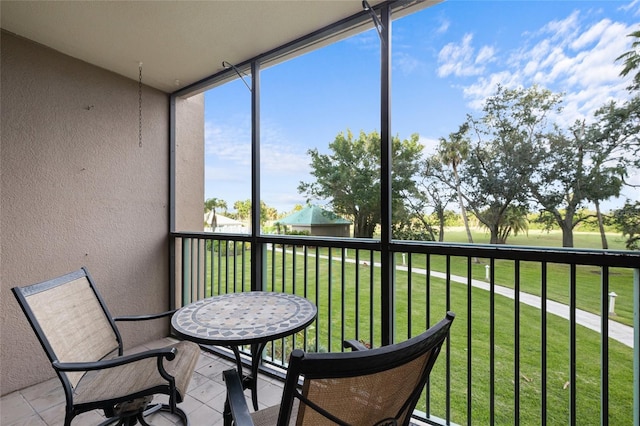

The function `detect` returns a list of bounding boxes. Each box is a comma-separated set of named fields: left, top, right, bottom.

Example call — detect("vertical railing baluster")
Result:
left=355, top=249, right=360, bottom=342
left=224, top=239, right=230, bottom=293
left=241, top=241, right=247, bottom=292
left=217, top=240, right=222, bottom=295
left=271, top=243, right=276, bottom=291
left=425, top=253, right=432, bottom=418
left=292, top=245, right=297, bottom=294
left=601, top=266, right=609, bottom=426
left=303, top=245, right=309, bottom=351
left=569, top=264, right=577, bottom=426
left=489, top=257, right=495, bottom=425
left=328, top=247, right=333, bottom=352
left=467, top=255, right=472, bottom=425
left=341, top=247, right=346, bottom=347
left=315, top=246, right=320, bottom=352
left=541, top=261, right=547, bottom=426
left=369, top=250, right=375, bottom=347
left=407, top=252, right=412, bottom=340
left=182, top=238, right=189, bottom=306
left=232, top=241, right=237, bottom=292
left=191, top=238, right=197, bottom=302
left=281, top=243, right=286, bottom=292
left=446, top=254, right=452, bottom=424
left=514, top=260, right=521, bottom=426
left=633, top=268, right=639, bottom=426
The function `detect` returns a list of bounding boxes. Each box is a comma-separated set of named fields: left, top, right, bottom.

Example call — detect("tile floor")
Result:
left=0, top=338, right=285, bottom=426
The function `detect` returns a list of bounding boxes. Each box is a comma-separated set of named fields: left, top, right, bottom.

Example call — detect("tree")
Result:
left=478, top=205, right=529, bottom=244
left=528, top=123, right=604, bottom=247
left=204, top=197, right=228, bottom=214
left=204, top=197, right=228, bottom=228
left=233, top=200, right=252, bottom=222
left=298, top=130, right=423, bottom=238
left=436, top=124, right=474, bottom=244
left=457, top=85, right=560, bottom=244
left=617, top=29, right=640, bottom=92
left=232, top=200, right=278, bottom=227
left=529, top=96, right=639, bottom=248
left=406, top=155, right=456, bottom=242
left=611, top=200, right=640, bottom=250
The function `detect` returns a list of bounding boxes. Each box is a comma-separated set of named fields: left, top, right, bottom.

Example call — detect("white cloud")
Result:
left=418, top=135, right=439, bottom=155
left=436, top=18, right=450, bottom=34
left=437, top=33, right=486, bottom=77
left=205, top=119, right=310, bottom=178
left=538, top=10, right=581, bottom=41
left=394, top=51, right=422, bottom=75
left=447, top=11, right=635, bottom=124
left=475, top=45, right=496, bottom=65
left=618, top=0, right=640, bottom=16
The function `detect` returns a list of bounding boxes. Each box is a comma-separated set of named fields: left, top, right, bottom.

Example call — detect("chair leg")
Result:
left=223, top=398, right=233, bottom=426
left=139, top=404, right=189, bottom=426
left=98, top=403, right=189, bottom=426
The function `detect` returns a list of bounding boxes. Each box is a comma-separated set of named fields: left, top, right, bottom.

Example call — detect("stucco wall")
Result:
left=0, top=32, right=204, bottom=395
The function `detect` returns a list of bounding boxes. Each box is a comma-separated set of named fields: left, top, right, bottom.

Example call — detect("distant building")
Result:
left=204, top=211, right=249, bottom=233
left=277, top=205, right=351, bottom=237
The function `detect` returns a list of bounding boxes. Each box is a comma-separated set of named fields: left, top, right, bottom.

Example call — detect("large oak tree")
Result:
left=298, top=130, right=422, bottom=238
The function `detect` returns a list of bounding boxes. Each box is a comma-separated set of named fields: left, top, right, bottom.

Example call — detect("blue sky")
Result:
left=204, top=0, right=639, bottom=215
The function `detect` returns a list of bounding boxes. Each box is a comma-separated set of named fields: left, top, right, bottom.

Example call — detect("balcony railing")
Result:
left=171, top=231, right=639, bottom=426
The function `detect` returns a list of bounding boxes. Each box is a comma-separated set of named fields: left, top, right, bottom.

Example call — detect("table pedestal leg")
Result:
left=229, top=343, right=266, bottom=411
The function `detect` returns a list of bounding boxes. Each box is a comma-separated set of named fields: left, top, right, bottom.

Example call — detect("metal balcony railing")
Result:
left=171, top=231, right=639, bottom=426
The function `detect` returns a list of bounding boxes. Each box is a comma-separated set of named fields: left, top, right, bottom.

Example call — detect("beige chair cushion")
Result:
left=73, top=340, right=200, bottom=405
left=250, top=400, right=299, bottom=426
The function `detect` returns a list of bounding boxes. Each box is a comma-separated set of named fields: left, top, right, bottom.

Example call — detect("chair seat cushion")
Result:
left=250, top=400, right=299, bottom=426
left=73, top=340, right=200, bottom=405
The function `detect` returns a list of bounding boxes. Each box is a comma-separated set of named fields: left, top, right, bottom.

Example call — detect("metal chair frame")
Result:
left=12, top=267, right=197, bottom=426
left=223, top=312, right=455, bottom=426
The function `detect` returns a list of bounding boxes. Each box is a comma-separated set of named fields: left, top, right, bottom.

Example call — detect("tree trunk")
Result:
left=453, top=169, right=473, bottom=244
left=489, top=225, right=500, bottom=244
left=458, top=193, right=474, bottom=244
left=595, top=200, right=609, bottom=249
left=560, top=221, right=574, bottom=247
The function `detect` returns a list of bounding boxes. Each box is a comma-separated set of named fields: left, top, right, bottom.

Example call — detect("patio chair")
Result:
left=223, top=311, right=455, bottom=426
left=12, top=267, right=200, bottom=426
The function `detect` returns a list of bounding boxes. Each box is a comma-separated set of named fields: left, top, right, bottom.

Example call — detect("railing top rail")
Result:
left=171, top=231, right=640, bottom=268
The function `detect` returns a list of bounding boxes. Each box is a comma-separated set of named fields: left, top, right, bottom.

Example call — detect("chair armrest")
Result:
left=52, top=347, right=177, bottom=372
left=114, top=309, right=177, bottom=322
left=343, top=339, right=370, bottom=351
left=223, top=369, right=255, bottom=426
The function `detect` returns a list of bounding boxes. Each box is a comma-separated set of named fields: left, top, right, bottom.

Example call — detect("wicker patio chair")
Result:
left=12, top=267, right=200, bottom=426
left=223, top=311, right=455, bottom=426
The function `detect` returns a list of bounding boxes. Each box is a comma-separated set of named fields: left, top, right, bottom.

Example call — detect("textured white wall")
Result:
left=0, top=32, right=204, bottom=395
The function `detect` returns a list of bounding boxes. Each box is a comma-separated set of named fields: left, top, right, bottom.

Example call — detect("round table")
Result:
left=171, top=292, right=317, bottom=409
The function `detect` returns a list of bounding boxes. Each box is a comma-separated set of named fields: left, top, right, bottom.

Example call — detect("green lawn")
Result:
left=201, top=234, right=636, bottom=425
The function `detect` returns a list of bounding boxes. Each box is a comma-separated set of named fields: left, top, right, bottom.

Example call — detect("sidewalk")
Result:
left=294, top=248, right=635, bottom=348
left=397, top=265, right=635, bottom=348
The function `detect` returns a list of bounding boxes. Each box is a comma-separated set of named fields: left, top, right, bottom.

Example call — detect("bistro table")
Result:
left=171, top=291, right=317, bottom=410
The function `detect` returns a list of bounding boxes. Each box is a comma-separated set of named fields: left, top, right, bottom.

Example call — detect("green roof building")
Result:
left=277, top=205, right=351, bottom=237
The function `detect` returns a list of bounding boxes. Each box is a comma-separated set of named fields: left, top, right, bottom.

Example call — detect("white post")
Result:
left=608, top=291, right=618, bottom=316
left=402, top=253, right=406, bottom=265
left=485, top=264, right=490, bottom=281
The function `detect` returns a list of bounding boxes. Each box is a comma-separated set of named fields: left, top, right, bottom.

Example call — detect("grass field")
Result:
left=200, top=230, right=636, bottom=425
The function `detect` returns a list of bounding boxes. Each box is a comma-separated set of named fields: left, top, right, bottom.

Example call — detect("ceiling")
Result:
left=1, top=0, right=436, bottom=95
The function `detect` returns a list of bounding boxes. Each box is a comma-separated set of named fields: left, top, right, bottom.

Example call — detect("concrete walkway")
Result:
left=291, top=248, right=635, bottom=348
left=398, top=265, right=635, bottom=348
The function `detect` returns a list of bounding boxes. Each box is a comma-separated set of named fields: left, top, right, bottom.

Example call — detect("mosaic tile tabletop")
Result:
left=172, top=292, right=317, bottom=345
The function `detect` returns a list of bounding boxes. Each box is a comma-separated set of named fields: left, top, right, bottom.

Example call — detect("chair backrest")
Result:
left=278, top=312, right=455, bottom=426
left=12, top=267, right=121, bottom=388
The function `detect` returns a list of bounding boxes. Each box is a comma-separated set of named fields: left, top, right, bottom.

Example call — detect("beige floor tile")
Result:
left=0, top=344, right=276, bottom=426
left=0, top=392, right=35, bottom=425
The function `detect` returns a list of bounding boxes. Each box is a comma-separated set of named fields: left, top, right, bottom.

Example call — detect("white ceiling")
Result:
left=1, top=0, right=435, bottom=94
